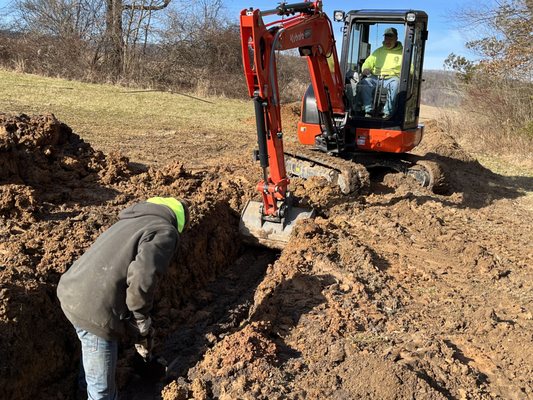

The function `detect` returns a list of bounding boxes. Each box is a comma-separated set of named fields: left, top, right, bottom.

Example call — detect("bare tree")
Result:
left=13, top=0, right=106, bottom=76
left=443, top=0, right=533, bottom=153
left=104, top=0, right=171, bottom=78
left=452, top=0, right=533, bottom=79
left=15, top=0, right=105, bottom=39
left=122, top=0, right=161, bottom=77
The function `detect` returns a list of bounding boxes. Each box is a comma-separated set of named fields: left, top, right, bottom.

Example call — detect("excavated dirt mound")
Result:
left=0, top=113, right=133, bottom=217
left=1, top=113, right=532, bottom=400
left=0, top=114, right=253, bottom=399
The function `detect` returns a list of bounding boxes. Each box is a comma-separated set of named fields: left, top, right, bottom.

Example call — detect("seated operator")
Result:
left=359, top=27, right=403, bottom=118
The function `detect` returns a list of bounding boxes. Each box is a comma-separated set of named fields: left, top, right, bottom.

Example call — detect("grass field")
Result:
left=1, top=68, right=531, bottom=178
left=0, top=69, right=253, bottom=151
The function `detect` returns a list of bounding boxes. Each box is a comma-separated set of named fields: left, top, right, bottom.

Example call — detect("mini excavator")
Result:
left=239, top=1, right=442, bottom=249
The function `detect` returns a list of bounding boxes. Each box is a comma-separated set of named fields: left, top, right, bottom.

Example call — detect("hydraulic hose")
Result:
left=254, top=97, right=269, bottom=186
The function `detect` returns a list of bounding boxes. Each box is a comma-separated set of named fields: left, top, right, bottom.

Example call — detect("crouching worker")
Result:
left=57, top=197, right=190, bottom=400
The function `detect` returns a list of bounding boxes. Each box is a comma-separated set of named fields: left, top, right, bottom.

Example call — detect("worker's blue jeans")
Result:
left=359, top=75, right=399, bottom=116
left=76, top=328, right=118, bottom=400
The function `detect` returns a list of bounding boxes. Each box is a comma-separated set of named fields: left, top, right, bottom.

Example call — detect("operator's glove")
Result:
left=134, top=327, right=155, bottom=361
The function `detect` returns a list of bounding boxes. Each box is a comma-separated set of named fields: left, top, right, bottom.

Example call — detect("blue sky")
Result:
left=0, top=0, right=484, bottom=70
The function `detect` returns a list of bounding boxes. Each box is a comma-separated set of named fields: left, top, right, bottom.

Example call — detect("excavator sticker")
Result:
left=290, top=32, right=306, bottom=43
left=289, top=29, right=312, bottom=43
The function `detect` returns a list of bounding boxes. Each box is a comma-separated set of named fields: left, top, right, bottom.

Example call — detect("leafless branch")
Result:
left=123, top=0, right=171, bottom=11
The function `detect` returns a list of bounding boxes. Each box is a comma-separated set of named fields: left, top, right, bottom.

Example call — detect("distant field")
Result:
left=0, top=69, right=253, bottom=151
left=1, top=69, right=531, bottom=177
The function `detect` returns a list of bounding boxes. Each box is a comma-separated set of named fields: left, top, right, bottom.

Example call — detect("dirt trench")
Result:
left=0, top=113, right=258, bottom=399
left=1, top=113, right=532, bottom=400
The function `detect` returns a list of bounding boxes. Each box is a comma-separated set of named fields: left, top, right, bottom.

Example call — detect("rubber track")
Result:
left=415, top=160, right=448, bottom=194
left=284, top=148, right=370, bottom=194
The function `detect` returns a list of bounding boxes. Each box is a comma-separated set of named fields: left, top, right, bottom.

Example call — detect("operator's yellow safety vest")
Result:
left=362, top=42, right=403, bottom=77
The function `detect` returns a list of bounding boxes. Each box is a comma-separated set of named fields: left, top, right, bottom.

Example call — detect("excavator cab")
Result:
left=342, top=11, right=427, bottom=126
left=298, top=10, right=428, bottom=154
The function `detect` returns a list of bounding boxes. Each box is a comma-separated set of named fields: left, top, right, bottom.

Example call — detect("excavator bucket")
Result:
left=239, top=200, right=315, bottom=250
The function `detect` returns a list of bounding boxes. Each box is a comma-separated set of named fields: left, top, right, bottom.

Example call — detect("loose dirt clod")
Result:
left=1, top=113, right=532, bottom=399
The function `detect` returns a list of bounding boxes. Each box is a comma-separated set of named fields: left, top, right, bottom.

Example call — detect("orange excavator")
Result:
left=239, top=1, right=441, bottom=248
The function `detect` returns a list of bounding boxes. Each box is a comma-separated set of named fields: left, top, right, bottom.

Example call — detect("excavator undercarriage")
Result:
left=284, top=148, right=370, bottom=194
left=284, top=149, right=447, bottom=195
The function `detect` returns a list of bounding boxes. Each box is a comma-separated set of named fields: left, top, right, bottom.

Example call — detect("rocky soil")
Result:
left=0, top=112, right=532, bottom=399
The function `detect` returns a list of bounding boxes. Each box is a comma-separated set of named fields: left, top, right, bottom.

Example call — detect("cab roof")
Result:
left=345, top=9, right=428, bottom=22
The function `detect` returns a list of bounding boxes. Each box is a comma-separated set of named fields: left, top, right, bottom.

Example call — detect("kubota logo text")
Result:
left=290, top=29, right=312, bottom=43
left=290, top=32, right=305, bottom=43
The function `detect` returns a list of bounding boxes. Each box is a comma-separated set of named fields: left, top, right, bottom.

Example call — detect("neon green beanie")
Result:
left=147, top=197, right=187, bottom=233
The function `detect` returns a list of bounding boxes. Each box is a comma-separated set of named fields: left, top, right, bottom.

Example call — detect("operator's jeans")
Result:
left=76, top=328, right=118, bottom=400
left=359, top=75, right=399, bottom=116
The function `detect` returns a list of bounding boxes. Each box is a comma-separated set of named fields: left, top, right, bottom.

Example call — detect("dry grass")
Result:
left=0, top=69, right=253, bottom=152
left=420, top=103, right=533, bottom=176
left=1, top=68, right=531, bottom=178
left=419, top=104, right=443, bottom=122
left=437, top=108, right=533, bottom=175
left=423, top=75, right=533, bottom=177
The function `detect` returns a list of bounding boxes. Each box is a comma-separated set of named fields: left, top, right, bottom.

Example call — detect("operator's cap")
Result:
left=384, top=27, right=398, bottom=37
left=146, top=197, right=190, bottom=233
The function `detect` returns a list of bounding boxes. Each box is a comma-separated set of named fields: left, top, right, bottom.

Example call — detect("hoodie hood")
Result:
left=146, top=197, right=187, bottom=233
left=118, top=201, right=177, bottom=229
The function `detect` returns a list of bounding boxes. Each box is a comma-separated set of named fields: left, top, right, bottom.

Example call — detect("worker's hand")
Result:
left=135, top=327, right=155, bottom=360
left=127, top=315, right=152, bottom=338
left=135, top=316, right=152, bottom=337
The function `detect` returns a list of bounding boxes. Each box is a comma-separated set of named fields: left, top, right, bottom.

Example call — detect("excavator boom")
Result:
left=239, top=1, right=355, bottom=248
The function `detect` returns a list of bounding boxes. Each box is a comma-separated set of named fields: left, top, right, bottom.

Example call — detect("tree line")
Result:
left=443, top=0, right=532, bottom=149
left=0, top=0, right=311, bottom=100
left=0, top=0, right=248, bottom=96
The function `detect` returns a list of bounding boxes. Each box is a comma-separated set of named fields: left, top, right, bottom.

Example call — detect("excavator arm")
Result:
left=239, top=1, right=345, bottom=225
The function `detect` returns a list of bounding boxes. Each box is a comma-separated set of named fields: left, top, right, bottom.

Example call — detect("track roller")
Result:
left=407, top=160, right=448, bottom=194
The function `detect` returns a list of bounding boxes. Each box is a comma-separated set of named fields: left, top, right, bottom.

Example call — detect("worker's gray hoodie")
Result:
left=57, top=202, right=179, bottom=340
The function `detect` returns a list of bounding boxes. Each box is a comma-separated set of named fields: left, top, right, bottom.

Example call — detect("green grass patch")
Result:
left=474, top=154, right=533, bottom=179
left=519, top=121, right=533, bottom=139
left=0, top=69, right=253, bottom=140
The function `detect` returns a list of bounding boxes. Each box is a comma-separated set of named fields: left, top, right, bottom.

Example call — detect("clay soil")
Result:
left=0, top=110, right=532, bottom=400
